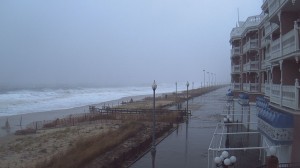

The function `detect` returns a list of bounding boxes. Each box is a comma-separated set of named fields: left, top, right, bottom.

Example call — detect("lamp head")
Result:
left=186, top=81, right=189, bottom=87
left=229, top=156, right=237, bottom=163
left=221, top=151, right=229, bottom=158
left=224, top=158, right=231, bottom=166
left=152, top=80, right=157, bottom=91
left=214, top=157, right=222, bottom=164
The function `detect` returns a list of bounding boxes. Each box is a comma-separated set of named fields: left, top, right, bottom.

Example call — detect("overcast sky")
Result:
left=0, top=0, right=262, bottom=89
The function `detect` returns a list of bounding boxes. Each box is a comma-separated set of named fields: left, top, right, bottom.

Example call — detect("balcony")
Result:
left=231, top=65, right=240, bottom=73
left=231, top=46, right=241, bottom=57
left=243, top=61, right=259, bottom=71
left=260, top=38, right=268, bottom=47
left=264, top=23, right=279, bottom=36
left=265, top=83, right=271, bottom=97
left=243, top=39, right=258, bottom=53
left=243, top=83, right=259, bottom=92
left=270, top=83, right=300, bottom=110
left=270, top=29, right=299, bottom=60
left=232, top=83, right=241, bottom=91
left=282, top=29, right=298, bottom=56
left=230, top=15, right=262, bottom=39
left=270, top=38, right=281, bottom=60
left=268, top=0, right=286, bottom=17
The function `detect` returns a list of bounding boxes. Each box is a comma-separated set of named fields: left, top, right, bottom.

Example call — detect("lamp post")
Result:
left=203, top=70, right=206, bottom=87
left=151, top=80, right=157, bottom=168
left=215, top=73, right=217, bottom=85
left=211, top=73, right=213, bottom=86
left=214, top=151, right=237, bottom=168
left=175, top=82, right=178, bottom=109
left=207, top=72, right=210, bottom=87
left=186, top=81, right=189, bottom=115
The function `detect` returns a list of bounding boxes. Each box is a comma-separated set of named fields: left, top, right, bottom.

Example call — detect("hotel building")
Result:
left=230, top=0, right=300, bottom=165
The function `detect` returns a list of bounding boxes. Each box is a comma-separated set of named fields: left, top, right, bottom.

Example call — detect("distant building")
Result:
left=230, top=0, right=300, bottom=165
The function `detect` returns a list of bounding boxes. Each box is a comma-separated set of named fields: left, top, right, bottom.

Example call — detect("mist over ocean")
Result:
left=0, top=82, right=192, bottom=117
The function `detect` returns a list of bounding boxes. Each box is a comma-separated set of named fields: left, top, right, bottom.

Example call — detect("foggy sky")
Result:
left=0, top=0, right=262, bottom=89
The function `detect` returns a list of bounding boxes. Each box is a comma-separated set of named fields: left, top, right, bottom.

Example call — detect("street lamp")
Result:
left=203, top=70, right=206, bottom=87
left=207, top=72, right=210, bottom=87
left=214, top=151, right=237, bottom=167
left=186, top=81, right=189, bottom=115
left=210, top=73, right=213, bottom=86
left=151, top=80, right=157, bottom=168
left=175, top=82, right=178, bottom=109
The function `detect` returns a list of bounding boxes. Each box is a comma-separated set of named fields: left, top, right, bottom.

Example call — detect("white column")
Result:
left=280, top=60, right=283, bottom=107
left=295, top=78, right=299, bottom=110
left=278, top=11, right=283, bottom=58
left=294, top=21, right=299, bottom=51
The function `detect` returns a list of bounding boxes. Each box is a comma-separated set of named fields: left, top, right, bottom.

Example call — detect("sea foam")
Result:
left=0, top=83, right=190, bottom=116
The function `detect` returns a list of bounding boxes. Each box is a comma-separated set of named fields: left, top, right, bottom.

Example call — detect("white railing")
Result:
left=243, top=39, right=258, bottom=53
left=243, top=61, right=259, bottom=71
left=282, top=85, right=297, bottom=109
left=250, top=83, right=260, bottom=92
left=265, top=83, right=271, bottom=97
left=233, top=83, right=241, bottom=91
left=270, top=38, right=281, bottom=60
left=242, top=83, right=259, bottom=92
left=282, top=29, right=296, bottom=56
left=261, top=60, right=271, bottom=69
left=232, top=65, right=240, bottom=73
left=264, top=22, right=272, bottom=35
left=261, top=84, right=265, bottom=93
left=268, top=0, right=285, bottom=16
left=270, top=82, right=300, bottom=110
left=230, top=15, right=262, bottom=38
left=270, top=84, right=281, bottom=105
left=261, top=38, right=268, bottom=47
left=265, top=52, right=271, bottom=60
left=243, top=83, right=249, bottom=92
left=231, top=47, right=241, bottom=56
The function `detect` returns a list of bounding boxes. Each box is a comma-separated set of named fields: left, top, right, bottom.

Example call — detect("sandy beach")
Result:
left=0, top=94, right=147, bottom=137
left=0, top=86, right=223, bottom=168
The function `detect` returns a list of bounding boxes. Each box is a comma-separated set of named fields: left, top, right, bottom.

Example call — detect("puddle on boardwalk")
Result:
left=131, top=87, right=228, bottom=168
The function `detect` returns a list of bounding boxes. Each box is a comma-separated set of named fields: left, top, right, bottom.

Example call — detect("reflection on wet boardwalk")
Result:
left=131, top=87, right=228, bottom=168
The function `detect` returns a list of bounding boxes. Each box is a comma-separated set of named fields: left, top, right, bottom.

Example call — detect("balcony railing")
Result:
left=243, top=83, right=259, bottom=92
left=232, top=65, right=241, bottom=73
left=265, top=83, right=270, bottom=97
left=231, top=46, right=241, bottom=56
left=270, top=29, right=299, bottom=60
left=230, top=15, right=262, bottom=39
left=264, top=22, right=279, bottom=36
left=243, top=61, right=259, bottom=71
left=243, top=39, right=258, bottom=53
left=270, top=38, right=281, bottom=60
left=233, top=83, right=241, bottom=91
left=270, top=81, right=300, bottom=110
left=282, top=29, right=297, bottom=56
left=268, top=0, right=286, bottom=16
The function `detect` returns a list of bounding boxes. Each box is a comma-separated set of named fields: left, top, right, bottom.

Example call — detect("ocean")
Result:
left=0, top=82, right=193, bottom=117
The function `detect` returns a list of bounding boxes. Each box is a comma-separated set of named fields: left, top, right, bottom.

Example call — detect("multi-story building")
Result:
left=230, top=0, right=300, bottom=165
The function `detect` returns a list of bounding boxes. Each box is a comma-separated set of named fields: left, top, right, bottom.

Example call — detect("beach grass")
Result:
left=35, top=121, right=145, bottom=168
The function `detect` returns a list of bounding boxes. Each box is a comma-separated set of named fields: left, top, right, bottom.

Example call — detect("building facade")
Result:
left=230, top=0, right=300, bottom=165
